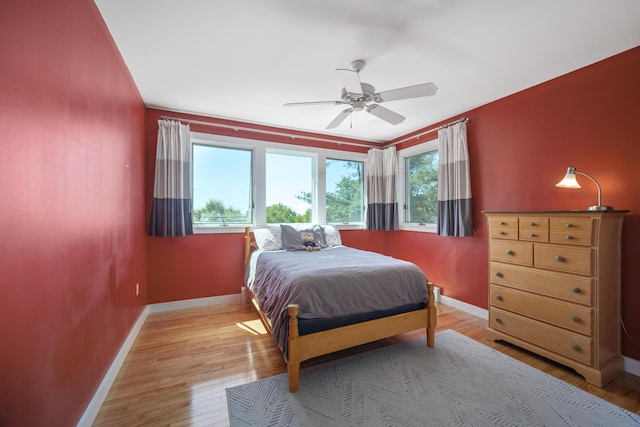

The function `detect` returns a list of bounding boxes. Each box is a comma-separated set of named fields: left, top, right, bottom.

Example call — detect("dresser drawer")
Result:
left=534, top=244, right=592, bottom=276
left=489, top=216, right=518, bottom=240
left=490, top=227, right=518, bottom=240
left=518, top=217, right=549, bottom=242
left=490, top=240, right=533, bottom=266
left=489, top=308, right=592, bottom=365
left=490, top=285, right=592, bottom=335
left=550, top=218, right=593, bottom=234
left=490, top=262, right=592, bottom=305
left=550, top=231, right=591, bottom=246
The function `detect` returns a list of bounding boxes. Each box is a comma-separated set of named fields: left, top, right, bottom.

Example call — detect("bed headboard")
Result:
left=244, top=227, right=258, bottom=269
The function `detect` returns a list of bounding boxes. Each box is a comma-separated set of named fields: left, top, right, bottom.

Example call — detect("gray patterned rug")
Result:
left=226, top=330, right=639, bottom=426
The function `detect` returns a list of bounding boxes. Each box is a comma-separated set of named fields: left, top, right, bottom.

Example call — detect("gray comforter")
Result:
left=247, top=246, right=428, bottom=355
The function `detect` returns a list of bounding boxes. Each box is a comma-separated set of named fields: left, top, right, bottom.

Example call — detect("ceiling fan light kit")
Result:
left=284, top=59, right=438, bottom=129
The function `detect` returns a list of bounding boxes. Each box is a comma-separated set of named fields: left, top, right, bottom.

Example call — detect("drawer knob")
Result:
left=495, top=318, right=503, bottom=324
left=555, top=255, right=564, bottom=262
left=566, top=235, right=573, bottom=240
left=566, top=223, right=573, bottom=228
left=572, top=316, right=581, bottom=323
left=572, top=344, right=581, bottom=352
left=495, top=272, right=503, bottom=278
left=495, top=295, right=503, bottom=301
left=506, top=250, right=514, bottom=256
left=529, top=222, right=535, bottom=226
left=571, top=287, right=581, bottom=294
left=499, top=221, right=505, bottom=225
left=529, top=233, right=536, bottom=238
left=500, top=231, right=506, bottom=235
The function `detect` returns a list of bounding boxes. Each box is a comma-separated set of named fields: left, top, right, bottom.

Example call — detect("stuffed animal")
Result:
left=302, top=234, right=321, bottom=251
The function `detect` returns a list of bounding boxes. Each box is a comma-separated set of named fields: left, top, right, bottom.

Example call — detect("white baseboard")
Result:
left=148, top=293, right=242, bottom=313
left=77, top=306, right=149, bottom=427
left=440, top=294, right=488, bottom=320
left=623, top=355, right=640, bottom=377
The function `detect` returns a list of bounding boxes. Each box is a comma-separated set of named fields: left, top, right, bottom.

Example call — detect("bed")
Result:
left=242, top=225, right=437, bottom=392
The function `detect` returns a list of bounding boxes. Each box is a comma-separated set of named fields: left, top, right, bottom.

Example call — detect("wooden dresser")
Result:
left=484, top=210, right=627, bottom=387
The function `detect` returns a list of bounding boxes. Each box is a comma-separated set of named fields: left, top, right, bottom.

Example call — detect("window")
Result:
left=265, top=152, right=313, bottom=224
left=190, top=133, right=367, bottom=232
left=326, top=158, right=364, bottom=223
left=192, top=144, right=253, bottom=225
left=399, top=139, right=438, bottom=231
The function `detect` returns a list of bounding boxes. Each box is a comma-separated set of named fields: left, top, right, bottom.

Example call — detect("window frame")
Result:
left=190, top=135, right=256, bottom=233
left=191, top=143, right=254, bottom=226
left=190, top=132, right=367, bottom=234
left=264, top=148, right=317, bottom=225
left=398, top=138, right=439, bottom=233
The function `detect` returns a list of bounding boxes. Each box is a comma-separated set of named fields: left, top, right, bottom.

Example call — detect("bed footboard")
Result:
left=286, top=281, right=437, bottom=392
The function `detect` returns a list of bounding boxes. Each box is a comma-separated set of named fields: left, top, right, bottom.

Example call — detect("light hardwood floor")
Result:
left=93, top=302, right=640, bottom=426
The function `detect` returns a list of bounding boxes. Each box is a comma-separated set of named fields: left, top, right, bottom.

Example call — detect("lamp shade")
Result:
left=555, top=167, right=581, bottom=188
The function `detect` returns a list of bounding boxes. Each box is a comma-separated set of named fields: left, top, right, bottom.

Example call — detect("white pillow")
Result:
left=253, top=226, right=282, bottom=251
left=322, top=225, right=342, bottom=247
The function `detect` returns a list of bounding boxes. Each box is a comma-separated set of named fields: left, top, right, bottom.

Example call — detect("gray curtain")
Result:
left=366, top=147, right=399, bottom=231
left=437, top=122, right=473, bottom=236
left=148, top=119, right=193, bottom=237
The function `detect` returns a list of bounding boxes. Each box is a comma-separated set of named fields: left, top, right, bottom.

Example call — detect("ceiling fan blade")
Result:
left=326, top=108, right=353, bottom=129
left=336, top=69, right=363, bottom=95
left=366, top=104, right=405, bottom=125
left=284, top=100, right=345, bottom=107
left=376, top=82, right=438, bottom=102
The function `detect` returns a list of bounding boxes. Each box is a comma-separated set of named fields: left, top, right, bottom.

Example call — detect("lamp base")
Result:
left=588, top=205, right=614, bottom=211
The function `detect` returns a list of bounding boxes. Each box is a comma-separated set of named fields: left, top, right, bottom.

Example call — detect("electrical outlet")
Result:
left=136, top=283, right=139, bottom=296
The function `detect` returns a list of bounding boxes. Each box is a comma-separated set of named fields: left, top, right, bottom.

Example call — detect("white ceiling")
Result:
left=95, top=0, right=640, bottom=143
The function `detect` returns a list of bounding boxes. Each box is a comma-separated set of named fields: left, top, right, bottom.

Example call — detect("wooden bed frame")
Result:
left=242, top=226, right=437, bottom=392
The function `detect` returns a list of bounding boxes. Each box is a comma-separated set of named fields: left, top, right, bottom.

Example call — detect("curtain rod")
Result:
left=160, top=115, right=377, bottom=149
left=389, top=117, right=469, bottom=146
left=161, top=115, right=469, bottom=149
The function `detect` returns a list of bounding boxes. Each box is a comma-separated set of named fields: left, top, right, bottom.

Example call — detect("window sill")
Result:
left=193, top=225, right=249, bottom=234
left=400, top=223, right=438, bottom=233
left=330, top=223, right=365, bottom=231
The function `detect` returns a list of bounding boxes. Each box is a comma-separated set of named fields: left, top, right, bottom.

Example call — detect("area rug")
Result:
left=226, top=329, right=639, bottom=426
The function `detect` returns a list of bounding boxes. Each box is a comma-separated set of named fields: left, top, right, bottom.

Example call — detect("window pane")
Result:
left=326, top=158, right=364, bottom=223
left=192, top=145, right=252, bottom=224
left=406, top=150, right=438, bottom=224
left=266, top=152, right=312, bottom=223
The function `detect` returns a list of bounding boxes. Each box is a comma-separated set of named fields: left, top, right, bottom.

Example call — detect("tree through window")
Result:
left=326, top=158, right=364, bottom=223
left=405, top=150, right=438, bottom=224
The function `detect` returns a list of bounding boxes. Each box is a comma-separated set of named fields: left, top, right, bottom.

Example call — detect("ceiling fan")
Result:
left=284, top=59, right=438, bottom=129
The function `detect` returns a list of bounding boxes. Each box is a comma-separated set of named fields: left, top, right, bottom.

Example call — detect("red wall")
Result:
left=145, top=47, right=640, bottom=362
left=0, top=1, right=147, bottom=426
